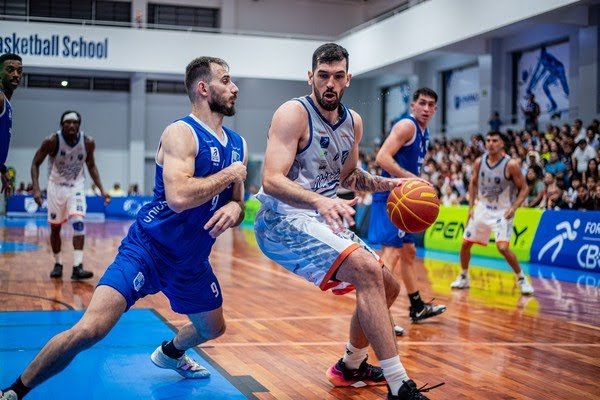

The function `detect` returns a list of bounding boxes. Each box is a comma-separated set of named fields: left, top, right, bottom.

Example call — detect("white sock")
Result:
left=380, top=355, right=408, bottom=395
left=516, top=271, right=525, bottom=280
left=342, top=341, right=369, bottom=369
left=73, top=250, right=84, bottom=266
left=53, top=253, right=62, bottom=265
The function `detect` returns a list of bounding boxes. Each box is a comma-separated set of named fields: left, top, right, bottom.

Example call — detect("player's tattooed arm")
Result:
left=341, top=167, right=397, bottom=192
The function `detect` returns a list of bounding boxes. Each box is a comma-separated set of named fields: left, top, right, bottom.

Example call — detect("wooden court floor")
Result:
left=0, top=218, right=598, bottom=399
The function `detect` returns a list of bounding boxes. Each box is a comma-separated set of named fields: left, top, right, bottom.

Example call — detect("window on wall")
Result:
left=24, top=73, right=130, bottom=92
left=147, top=3, right=219, bottom=29
left=1, top=0, right=131, bottom=24
left=0, top=0, right=27, bottom=16
left=146, top=79, right=186, bottom=94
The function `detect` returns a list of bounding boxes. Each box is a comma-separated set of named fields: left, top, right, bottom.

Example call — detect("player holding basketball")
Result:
left=0, top=53, right=23, bottom=197
left=369, top=88, right=446, bottom=334
left=254, top=43, right=442, bottom=400
left=31, top=111, right=109, bottom=280
left=450, top=131, right=534, bottom=295
left=1, top=56, right=246, bottom=399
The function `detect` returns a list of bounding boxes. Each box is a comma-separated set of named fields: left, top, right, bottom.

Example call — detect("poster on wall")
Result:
left=444, top=64, right=480, bottom=136
left=382, top=81, right=411, bottom=137
left=516, top=41, right=570, bottom=123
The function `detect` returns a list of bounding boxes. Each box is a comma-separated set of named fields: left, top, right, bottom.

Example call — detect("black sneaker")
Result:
left=71, top=264, right=93, bottom=280
left=326, top=356, right=386, bottom=387
left=50, top=263, right=63, bottom=278
left=388, top=380, right=444, bottom=400
left=410, top=301, right=447, bottom=323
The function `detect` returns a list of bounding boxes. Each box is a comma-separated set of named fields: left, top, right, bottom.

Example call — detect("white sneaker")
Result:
left=0, top=390, right=18, bottom=400
left=393, top=325, right=405, bottom=336
left=150, top=345, right=210, bottom=379
left=518, top=277, right=534, bottom=295
left=450, top=273, right=470, bottom=289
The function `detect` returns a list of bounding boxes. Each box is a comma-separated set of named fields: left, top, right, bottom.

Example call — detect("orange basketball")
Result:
left=386, top=178, right=440, bottom=233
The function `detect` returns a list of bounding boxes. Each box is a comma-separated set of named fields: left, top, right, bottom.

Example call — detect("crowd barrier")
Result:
left=8, top=195, right=599, bottom=273
left=424, top=206, right=599, bottom=273
left=6, top=194, right=153, bottom=220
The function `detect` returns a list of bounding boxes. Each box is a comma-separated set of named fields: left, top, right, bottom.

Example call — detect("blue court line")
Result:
left=0, top=242, right=40, bottom=253
left=0, top=309, right=254, bottom=400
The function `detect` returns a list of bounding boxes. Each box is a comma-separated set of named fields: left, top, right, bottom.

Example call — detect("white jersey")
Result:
left=477, top=153, right=516, bottom=210
left=48, top=131, right=87, bottom=187
left=257, top=96, right=355, bottom=214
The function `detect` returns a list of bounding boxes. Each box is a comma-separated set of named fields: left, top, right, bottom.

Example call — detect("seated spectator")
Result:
left=525, top=168, right=544, bottom=207
left=572, top=185, right=596, bottom=210
left=592, top=185, right=600, bottom=210
left=440, top=184, right=460, bottom=206
left=545, top=151, right=567, bottom=183
left=541, top=173, right=563, bottom=209
left=572, top=139, right=597, bottom=177
left=583, top=158, right=599, bottom=183
left=15, top=182, right=27, bottom=195
left=586, top=127, right=599, bottom=151
left=108, top=183, right=126, bottom=197
left=527, top=150, right=544, bottom=178
left=128, top=183, right=141, bottom=196
left=86, top=183, right=102, bottom=196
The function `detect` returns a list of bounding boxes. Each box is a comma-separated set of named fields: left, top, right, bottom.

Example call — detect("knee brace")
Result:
left=71, top=217, right=85, bottom=236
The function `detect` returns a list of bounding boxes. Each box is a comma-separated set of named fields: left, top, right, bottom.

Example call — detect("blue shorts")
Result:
left=98, top=225, right=223, bottom=315
left=368, top=193, right=415, bottom=248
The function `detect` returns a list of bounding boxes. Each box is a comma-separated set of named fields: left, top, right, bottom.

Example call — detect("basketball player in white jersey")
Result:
left=255, top=43, right=442, bottom=400
left=31, top=111, right=110, bottom=280
left=450, top=131, right=534, bottom=295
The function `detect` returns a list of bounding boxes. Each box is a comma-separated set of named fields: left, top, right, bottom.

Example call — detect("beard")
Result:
left=315, top=87, right=342, bottom=111
left=209, top=92, right=236, bottom=116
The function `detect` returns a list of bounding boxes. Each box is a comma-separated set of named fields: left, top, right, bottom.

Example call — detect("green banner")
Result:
left=424, top=206, right=542, bottom=262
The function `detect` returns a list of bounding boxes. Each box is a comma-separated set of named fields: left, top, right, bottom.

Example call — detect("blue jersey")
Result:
left=0, top=94, right=13, bottom=167
left=369, top=116, right=429, bottom=247
left=132, top=114, right=245, bottom=265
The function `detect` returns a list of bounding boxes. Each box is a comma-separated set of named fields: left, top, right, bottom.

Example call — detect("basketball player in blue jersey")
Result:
left=0, top=57, right=247, bottom=400
left=255, top=43, right=442, bottom=400
left=0, top=53, right=23, bottom=197
left=451, top=131, right=534, bottom=295
left=369, top=88, right=446, bottom=334
left=31, top=110, right=110, bottom=280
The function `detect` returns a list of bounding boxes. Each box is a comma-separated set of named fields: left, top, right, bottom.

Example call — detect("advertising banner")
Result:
left=424, top=206, right=542, bottom=262
left=531, top=210, right=600, bottom=272
left=516, top=41, right=570, bottom=122
left=444, top=64, right=480, bottom=136
left=7, top=195, right=104, bottom=218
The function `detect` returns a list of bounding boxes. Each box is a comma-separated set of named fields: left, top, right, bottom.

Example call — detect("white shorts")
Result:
left=254, top=207, right=381, bottom=295
left=47, top=181, right=86, bottom=225
left=463, top=203, right=513, bottom=245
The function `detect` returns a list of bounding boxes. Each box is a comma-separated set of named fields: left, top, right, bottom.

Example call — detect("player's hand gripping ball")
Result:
left=386, top=178, right=440, bottom=233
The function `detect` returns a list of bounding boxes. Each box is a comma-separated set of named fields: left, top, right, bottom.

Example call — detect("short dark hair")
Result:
left=0, top=53, right=22, bottom=66
left=312, top=43, right=349, bottom=71
left=412, top=87, right=438, bottom=102
left=185, top=56, right=229, bottom=102
left=487, top=130, right=509, bottom=145
left=60, top=110, right=81, bottom=125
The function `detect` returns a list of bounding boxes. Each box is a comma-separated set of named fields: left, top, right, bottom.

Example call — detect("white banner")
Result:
left=516, top=41, right=570, bottom=122
left=445, top=64, right=480, bottom=135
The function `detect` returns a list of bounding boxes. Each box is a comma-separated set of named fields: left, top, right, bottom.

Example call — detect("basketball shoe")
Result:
left=450, top=272, right=470, bottom=289
left=150, top=344, right=210, bottom=379
left=71, top=264, right=93, bottom=280
left=50, top=263, right=63, bottom=278
left=517, top=277, right=534, bottom=295
left=394, top=325, right=405, bottom=336
left=410, top=301, right=447, bottom=323
left=0, top=390, right=18, bottom=400
left=326, top=356, right=386, bottom=387
left=387, top=380, right=445, bottom=400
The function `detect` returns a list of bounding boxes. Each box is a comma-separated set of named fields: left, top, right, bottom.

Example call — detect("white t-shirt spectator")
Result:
left=572, top=143, right=597, bottom=174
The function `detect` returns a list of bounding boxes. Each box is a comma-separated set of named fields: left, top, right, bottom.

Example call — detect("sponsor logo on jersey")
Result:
left=320, top=136, right=330, bottom=149
left=211, top=147, right=220, bottom=163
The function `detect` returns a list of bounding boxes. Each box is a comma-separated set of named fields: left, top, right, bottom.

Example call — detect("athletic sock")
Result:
left=53, top=253, right=62, bottom=265
left=516, top=271, right=525, bottom=280
left=341, top=341, right=369, bottom=369
left=162, top=339, right=185, bottom=359
left=73, top=250, right=83, bottom=266
left=5, top=376, right=30, bottom=399
left=380, top=355, right=408, bottom=395
left=408, top=291, right=425, bottom=310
